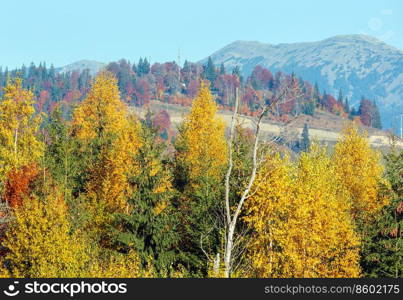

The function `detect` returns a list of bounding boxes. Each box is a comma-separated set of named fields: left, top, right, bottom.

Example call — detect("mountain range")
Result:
left=57, top=59, right=106, bottom=76
left=55, top=35, right=402, bottom=130
left=201, top=34, right=403, bottom=129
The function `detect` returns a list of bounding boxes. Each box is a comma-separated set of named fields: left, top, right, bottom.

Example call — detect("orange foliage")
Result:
left=3, top=164, right=39, bottom=208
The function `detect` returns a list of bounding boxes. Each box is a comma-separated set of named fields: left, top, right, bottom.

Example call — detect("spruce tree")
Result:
left=337, top=88, right=344, bottom=105
left=344, top=97, right=350, bottom=114
left=300, top=123, right=310, bottom=152
left=360, top=147, right=402, bottom=277
left=205, top=57, right=217, bottom=86
left=219, top=63, right=225, bottom=75
left=174, top=83, right=227, bottom=275
left=302, top=101, right=315, bottom=116
left=112, top=122, right=179, bottom=274
left=143, top=58, right=150, bottom=75
left=313, top=82, right=320, bottom=104
left=232, top=65, right=243, bottom=83
left=372, top=100, right=382, bottom=129
left=137, top=57, right=144, bottom=76
left=44, top=107, right=81, bottom=202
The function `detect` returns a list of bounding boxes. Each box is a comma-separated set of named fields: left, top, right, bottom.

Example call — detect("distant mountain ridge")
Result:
left=57, top=59, right=106, bottom=76
left=201, top=34, right=403, bottom=129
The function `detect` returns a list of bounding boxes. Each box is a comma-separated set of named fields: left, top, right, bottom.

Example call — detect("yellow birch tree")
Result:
left=245, top=145, right=361, bottom=278
left=0, top=78, right=44, bottom=184
left=333, top=123, right=389, bottom=223
left=0, top=192, right=89, bottom=277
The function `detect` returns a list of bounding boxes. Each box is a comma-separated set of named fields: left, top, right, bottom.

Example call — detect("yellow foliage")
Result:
left=0, top=78, right=44, bottom=183
left=245, top=146, right=361, bottom=278
left=333, top=123, right=389, bottom=222
left=87, top=251, right=154, bottom=278
left=72, top=71, right=142, bottom=220
left=0, top=193, right=89, bottom=278
left=244, top=153, right=294, bottom=277
left=176, top=82, right=227, bottom=182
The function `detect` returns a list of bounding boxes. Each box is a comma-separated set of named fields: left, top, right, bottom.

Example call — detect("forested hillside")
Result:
left=0, top=71, right=401, bottom=278
left=0, top=58, right=383, bottom=131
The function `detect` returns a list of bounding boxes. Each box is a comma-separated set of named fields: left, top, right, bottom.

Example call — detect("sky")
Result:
left=0, top=0, right=402, bottom=69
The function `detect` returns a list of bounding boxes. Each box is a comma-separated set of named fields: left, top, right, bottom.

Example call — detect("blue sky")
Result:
left=0, top=0, right=401, bottom=69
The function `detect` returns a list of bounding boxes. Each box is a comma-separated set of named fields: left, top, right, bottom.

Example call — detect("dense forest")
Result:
left=0, top=57, right=383, bottom=130
left=0, top=65, right=400, bottom=278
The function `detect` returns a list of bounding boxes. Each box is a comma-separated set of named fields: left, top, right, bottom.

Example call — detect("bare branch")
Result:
left=224, top=87, right=239, bottom=226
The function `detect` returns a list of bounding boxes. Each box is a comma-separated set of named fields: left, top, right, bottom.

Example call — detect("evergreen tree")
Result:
left=219, top=63, right=225, bottom=75
left=349, top=107, right=357, bottom=120
left=232, top=65, right=243, bottom=84
left=300, top=123, right=310, bottom=152
left=344, top=97, right=350, bottom=114
left=112, top=122, right=179, bottom=274
left=71, top=71, right=142, bottom=228
left=321, top=90, right=327, bottom=109
left=337, top=88, right=343, bottom=105
left=132, top=62, right=137, bottom=74
left=204, top=57, right=217, bottom=86
left=143, top=58, right=150, bottom=75
left=137, top=57, right=151, bottom=77
left=174, top=82, right=227, bottom=274
left=137, top=57, right=144, bottom=76
left=302, top=100, right=315, bottom=116
left=313, top=82, right=320, bottom=104
left=372, top=100, right=382, bottom=129
left=44, top=107, right=81, bottom=202
left=361, top=147, right=402, bottom=277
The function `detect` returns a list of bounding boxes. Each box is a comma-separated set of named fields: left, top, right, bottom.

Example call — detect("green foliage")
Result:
left=204, top=57, right=217, bottom=86
left=371, top=101, right=382, bottom=130
left=360, top=147, right=403, bottom=278
left=0, top=73, right=398, bottom=279
left=360, top=197, right=402, bottom=278
left=112, top=123, right=179, bottom=273
left=300, top=123, right=310, bottom=152
left=302, top=100, right=315, bottom=116
left=43, top=107, right=82, bottom=202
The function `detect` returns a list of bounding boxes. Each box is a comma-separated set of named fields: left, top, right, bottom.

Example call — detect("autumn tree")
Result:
left=71, top=71, right=142, bottom=226
left=300, top=123, right=310, bottom=152
left=2, top=163, right=39, bottom=208
left=245, top=146, right=361, bottom=278
left=249, top=65, right=273, bottom=90
left=243, top=152, right=294, bottom=277
left=112, top=122, right=179, bottom=273
left=361, top=145, right=402, bottom=277
left=0, top=191, right=89, bottom=277
left=358, top=98, right=373, bottom=127
left=0, top=78, right=44, bottom=186
left=222, top=80, right=303, bottom=277
left=175, top=81, right=227, bottom=183
left=87, top=250, right=154, bottom=278
left=334, top=124, right=389, bottom=224
left=174, top=81, right=227, bottom=274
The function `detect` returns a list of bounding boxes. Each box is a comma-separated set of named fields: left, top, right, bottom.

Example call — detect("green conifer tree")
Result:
left=113, top=122, right=179, bottom=273
left=205, top=57, right=217, bottom=86
left=300, top=123, right=311, bottom=152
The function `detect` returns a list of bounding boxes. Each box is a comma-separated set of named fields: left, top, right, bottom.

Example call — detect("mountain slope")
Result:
left=201, top=35, right=403, bottom=129
left=57, top=59, right=106, bottom=76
